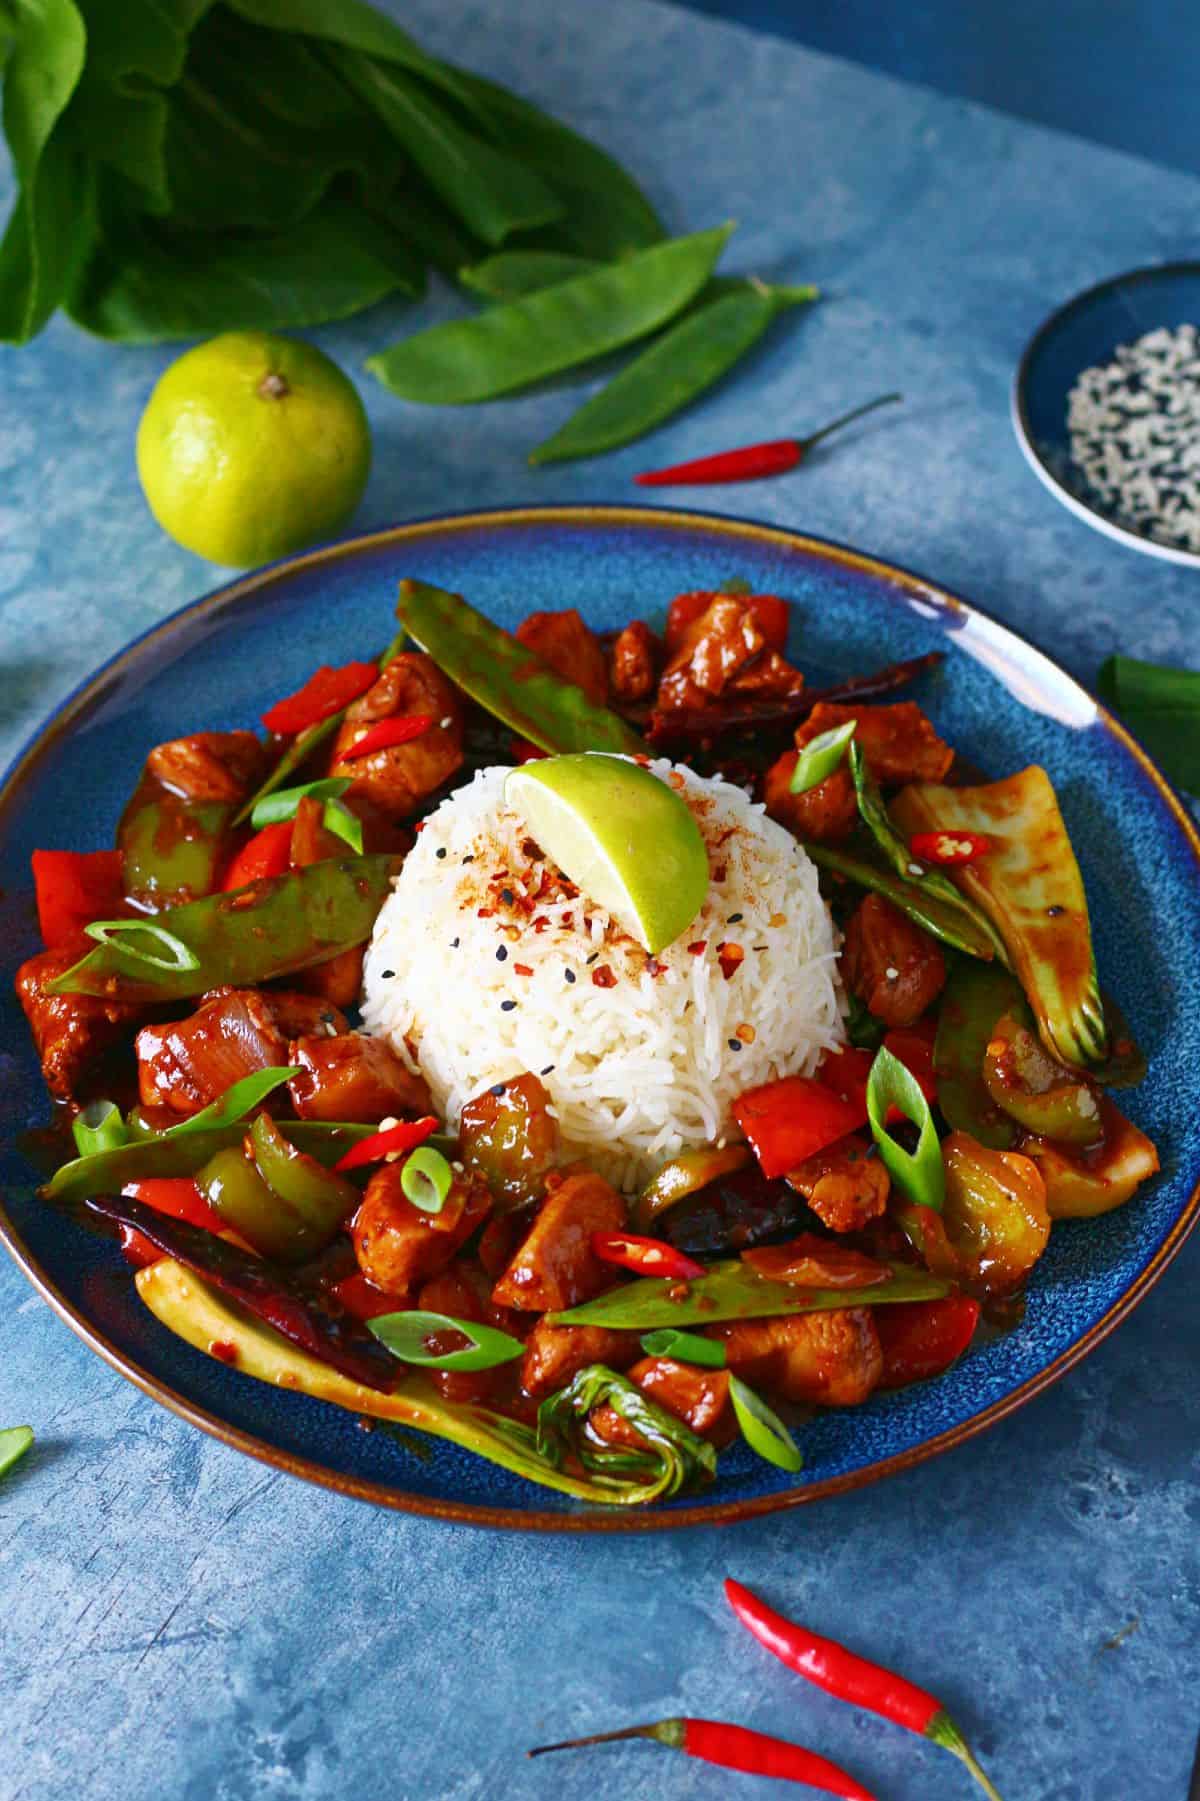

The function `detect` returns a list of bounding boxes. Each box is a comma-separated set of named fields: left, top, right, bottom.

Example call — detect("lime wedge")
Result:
left=504, top=755, right=709, bottom=954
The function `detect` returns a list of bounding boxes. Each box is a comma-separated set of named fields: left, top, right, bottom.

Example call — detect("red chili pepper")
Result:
left=333, top=1116, right=439, bottom=1172
left=724, top=1580, right=1004, bottom=1801
left=635, top=394, right=902, bottom=486
left=909, top=830, right=991, bottom=867
left=338, top=714, right=435, bottom=760
left=261, top=661, right=378, bottom=736
left=528, top=1716, right=876, bottom=1798
left=666, top=589, right=790, bottom=652
left=733, top=1075, right=865, bottom=1180
left=875, top=1295, right=981, bottom=1389
left=221, top=820, right=294, bottom=892
left=591, top=1232, right=705, bottom=1282
left=31, top=848, right=126, bottom=950
left=118, top=1178, right=225, bottom=1269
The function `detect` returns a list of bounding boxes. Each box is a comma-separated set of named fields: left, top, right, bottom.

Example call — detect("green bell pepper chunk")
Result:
left=197, top=1145, right=324, bottom=1263
left=250, top=1113, right=359, bottom=1240
left=119, top=787, right=232, bottom=909
left=982, top=1012, right=1105, bottom=1146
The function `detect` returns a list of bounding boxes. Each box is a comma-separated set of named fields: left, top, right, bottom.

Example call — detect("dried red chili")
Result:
left=339, top=715, right=436, bottom=760
left=635, top=394, right=901, bottom=486
left=909, top=830, right=991, bottom=867
left=529, top=1716, right=876, bottom=1798
left=724, top=1580, right=1003, bottom=1800
left=261, top=661, right=378, bottom=735
left=591, top=1232, right=704, bottom=1281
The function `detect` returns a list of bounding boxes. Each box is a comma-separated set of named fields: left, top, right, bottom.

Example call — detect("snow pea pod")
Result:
left=549, top=1259, right=949, bottom=1330
left=366, top=223, right=734, bottom=404
left=807, top=840, right=999, bottom=962
left=397, top=579, right=645, bottom=755
left=459, top=250, right=599, bottom=301
left=48, top=853, right=399, bottom=1004
left=43, top=1121, right=377, bottom=1206
left=530, top=279, right=818, bottom=465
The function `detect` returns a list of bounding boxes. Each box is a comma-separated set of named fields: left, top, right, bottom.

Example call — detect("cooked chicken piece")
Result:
left=414, top=1261, right=519, bottom=1405
left=842, top=892, right=946, bottom=1027
left=295, top=947, right=365, bottom=1012
left=764, top=754, right=858, bottom=843
left=609, top=620, right=661, bottom=703
left=15, top=947, right=143, bottom=1102
left=330, top=654, right=463, bottom=818
left=589, top=1356, right=736, bottom=1450
left=520, top=1320, right=639, bottom=1399
left=657, top=595, right=804, bottom=713
left=135, top=987, right=346, bottom=1117
left=664, top=590, right=788, bottom=655
left=515, top=609, right=608, bottom=705
left=145, top=731, right=267, bottom=804
left=795, top=702, right=953, bottom=788
left=288, top=1031, right=431, bottom=1123
left=710, top=1309, right=882, bottom=1407
left=491, top=1170, right=625, bottom=1312
left=353, top=1165, right=491, bottom=1294
left=786, top=1131, right=890, bottom=1234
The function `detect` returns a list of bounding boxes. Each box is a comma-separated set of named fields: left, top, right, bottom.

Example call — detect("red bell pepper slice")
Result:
left=333, top=1115, right=439, bottom=1173
left=665, top=589, right=790, bottom=653
left=733, top=1075, right=865, bottom=1180
left=818, top=1025, right=937, bottom=1124
left=875, top=1295, right=981, bottom=1389
left=32, top=848, right=125, bottom=950
left=261, top=661, right=378, bottom=736
left=909, top=830, right=990, bottom=866
left=118, top=1177, right=225, bottom=1269
left=221, top=820, right=294, bottom=891
left=591, top=1232, right=705, bottom=1281
left=339, top=715, right=435, bottom=760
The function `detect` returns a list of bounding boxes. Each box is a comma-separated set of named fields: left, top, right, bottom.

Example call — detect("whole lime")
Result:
left=136, top=331, right=371, bottom=567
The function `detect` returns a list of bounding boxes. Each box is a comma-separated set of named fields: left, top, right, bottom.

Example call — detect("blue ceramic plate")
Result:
left=2, top=506, right=1197, bottom=1531
left=1013, top=261, right=1200, bottom=565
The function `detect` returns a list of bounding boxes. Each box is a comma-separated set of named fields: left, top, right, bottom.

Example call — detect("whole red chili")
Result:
left=528, top=1716, right=876, bottom=1798
left=333, top=1116, right=439, bottom=1173
left=724, top=1580, right=1003, bottom=1801
left=261, top=660, right=378, bottom=735
left=339, top=714, right=435, bottom=760
left=635, top=393, right=901, bottom=486
left=591, top=1231, right=704, bottom=1282
left=909, top=830, right=991, bottom=867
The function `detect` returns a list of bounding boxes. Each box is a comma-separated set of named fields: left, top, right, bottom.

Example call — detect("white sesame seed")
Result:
left=439, top=715, right=453, bottom=728
left=885, top=966, right=899, bottom=981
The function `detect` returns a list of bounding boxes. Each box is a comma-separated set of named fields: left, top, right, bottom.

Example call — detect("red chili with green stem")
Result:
left=724, top=1580, right=1004, bottom=1800
left=634, top=392, right=902, bottom=486
left=528, top=1716, right=877, bottom=1798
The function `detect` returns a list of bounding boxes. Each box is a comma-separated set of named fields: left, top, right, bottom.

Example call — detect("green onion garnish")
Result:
left=789, top=718, right=858, bottom=794
left=369, top=1310, right=524, bottom=1371
left=639, top=1327, right=727, bottom=1368
left=82, top=918, right=200, bottom=972
left=866, top=1044, right=945, bottom=1212
left=728, top=1375, right=803, bottom=1472
left=400, top=1145, right=453, bottom=1214
left=72, top=1099, right=128, bottom=1159
left=322, top=796, right=364, bottom=854
left=250, top=777, right=352, bottom=830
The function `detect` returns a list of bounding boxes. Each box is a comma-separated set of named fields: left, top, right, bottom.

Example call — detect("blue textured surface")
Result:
left=3, top=1, right=1200, bottom=1797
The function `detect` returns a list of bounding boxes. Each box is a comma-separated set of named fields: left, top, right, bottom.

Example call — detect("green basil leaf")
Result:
left=72, top=1099, right=128, bottom=1160
left=250, top=776, right=353, bottom=830
left=1097, top=653, right=1200, bottom=796
left=369, top=1311, right=524, bottom=1372
left=866, top=1044, right=945, bottom=1212
left=0, top=1426, right=34, bottom=1480
left=728, top=1375, right=802, bottom=1472
left=163, top=1067, right=300, bottom=1139
left=639, top=1328, right=727, bottom=1368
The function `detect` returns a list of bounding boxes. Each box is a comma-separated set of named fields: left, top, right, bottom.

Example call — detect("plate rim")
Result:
left=3, top=500, right=1198, bottom=1532
left=1011, top=259, right=1200, bottom=567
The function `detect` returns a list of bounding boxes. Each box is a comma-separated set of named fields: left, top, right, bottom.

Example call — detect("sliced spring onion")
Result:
left=789, top=718, right=857, bottom=794
left=322, top=796, right=364, bottom=855
left=82, top=918, right=200, bottom=972
left=728, top=1375, right=803, bottom=1472
left=369, top=1310, right=524, bottom=1372
left=163, top=1067, right=300, bottom=1139
left=866, top=1044, right=945, bottom=1213
left=250, top=777, right=352, bottom=830
left=72, top=1099, right=127, bottom=1159
left=639, top=1328, right=727, bottom=1368
left=0, top=1426, right=34, bottom=1480
left=400, top=1145, right=454, bottom=1214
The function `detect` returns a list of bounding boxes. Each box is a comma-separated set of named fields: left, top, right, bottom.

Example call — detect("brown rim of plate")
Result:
left=2, top=503, right=1197, bottom=1533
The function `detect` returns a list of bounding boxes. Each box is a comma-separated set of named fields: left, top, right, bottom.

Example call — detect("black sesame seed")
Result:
left=500, top=887, right=514, bottom=905
left=490, top=1082, right=506, bottom=1096
left=1047, top=904, right=1065, bottom=917
left=380, top=969, right=395, bottom=979
left=564, top=969, right=576, bottom=984
left=500, top=999, right=517, bottom=1012
left=586, top=951, right=599, bottom=965
left=728, top=912, right=743, bottom=923
left=540, top=1064, right=555, bottom=1076
left=462, top=854, right=475, bottom=864
left=496, top=945, right=508, bottom=962
left=728, top=1037, right=742, bottom=1052
left=436, top=847, right=447, bottom=859
left=450, top=938, right=460, bottom=950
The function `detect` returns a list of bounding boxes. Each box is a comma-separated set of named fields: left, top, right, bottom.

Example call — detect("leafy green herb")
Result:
left=367, top=224, right=735, bottom=404
left=399, top=1146, right=453, bottom=1214
left=250, top=776, right=352, bottom=830
left=369, top=1310, right=524, bottom=1372
left=0, top=1426, right=34, bottom=1480
left=866, top=1045, right=945, bottom=1213
left=550, top=1258, right=949, bottom=1330
left=728, top=1375, right=802, bottom=1473
left=397, top=579, right=645, bottom=756
left=639, top=1328, right=727, bottom=1368
left=1097, top=654, right=1200, bottom=796
left=536, top=1364, right=717, bottom=1501
left=790, top=717, right=857, bottom=794
left=71, top=1099, right=128, bottom=1159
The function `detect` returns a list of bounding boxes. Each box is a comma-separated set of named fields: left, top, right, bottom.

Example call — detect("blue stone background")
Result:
left=1, top=2, right=1198, bottom=1797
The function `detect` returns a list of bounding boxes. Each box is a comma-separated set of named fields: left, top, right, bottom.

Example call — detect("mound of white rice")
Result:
left=361, top=758, right=844, bottom=1191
